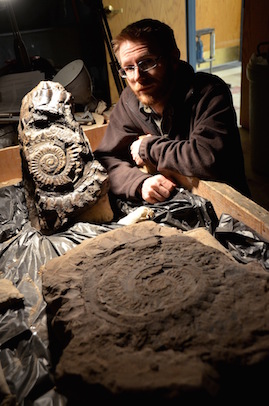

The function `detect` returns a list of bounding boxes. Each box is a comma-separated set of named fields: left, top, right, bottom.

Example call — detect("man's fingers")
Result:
left=141, top=174, right=176, bottom=203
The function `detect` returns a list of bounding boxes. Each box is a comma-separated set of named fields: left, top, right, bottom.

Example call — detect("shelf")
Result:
left=196, top=28, right=215, bottom=73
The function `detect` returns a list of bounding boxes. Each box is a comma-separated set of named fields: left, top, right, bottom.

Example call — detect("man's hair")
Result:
left=112, top=18, right=180, bottom=61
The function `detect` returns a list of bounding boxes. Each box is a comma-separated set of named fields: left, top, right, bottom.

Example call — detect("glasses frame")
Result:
left=118, top=57, right=161, bottom=79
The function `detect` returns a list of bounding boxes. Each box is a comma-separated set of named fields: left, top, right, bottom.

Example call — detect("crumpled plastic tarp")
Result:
left=115, top=187, right=219, bottom=234
left=0, top=182, right=117, bottom=405
left=0, top=182, right=268, bottom=405
left=115, top=189, right=269, bottom=270
left=215, top=213, right=269, bottom=269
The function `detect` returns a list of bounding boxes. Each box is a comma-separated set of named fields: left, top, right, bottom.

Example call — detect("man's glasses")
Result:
left=118, top=57, right=161, bottom=79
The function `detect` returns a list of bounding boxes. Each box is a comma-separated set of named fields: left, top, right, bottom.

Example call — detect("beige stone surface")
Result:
left=0, top=279, right=24, bottom=312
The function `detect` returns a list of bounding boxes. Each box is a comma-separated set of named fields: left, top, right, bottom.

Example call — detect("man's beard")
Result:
left=135, top=67, right=174, bottom=107
left=137, top=92, right=156, bottom=106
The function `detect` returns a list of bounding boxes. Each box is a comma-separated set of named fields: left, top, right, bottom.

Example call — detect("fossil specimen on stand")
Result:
left=18, top=80, right=112, bottom=234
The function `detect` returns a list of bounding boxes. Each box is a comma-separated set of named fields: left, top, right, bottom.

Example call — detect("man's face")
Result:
left=118, top=40, right=174, bottom=109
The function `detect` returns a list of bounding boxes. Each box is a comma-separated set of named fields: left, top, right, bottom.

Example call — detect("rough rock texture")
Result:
left=18, top=80, right=112, bottom=234
left=0, top=279, right=24, bottom=313
left=0, top=362, right=17, bottom=406
left=42, top=222, right=269, bottom=404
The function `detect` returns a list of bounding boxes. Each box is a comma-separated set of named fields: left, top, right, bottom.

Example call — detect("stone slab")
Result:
left=42, top=221, right=269, bottom=404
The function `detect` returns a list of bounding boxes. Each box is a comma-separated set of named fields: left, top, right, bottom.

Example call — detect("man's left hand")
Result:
left=130, top=134, right=151, bottom=166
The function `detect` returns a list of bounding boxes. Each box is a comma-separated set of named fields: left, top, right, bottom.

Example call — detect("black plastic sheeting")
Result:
left=115, top=187, right=219, bottom=234
left=115, top=189, right=269, bottom=270
left=0, top=182, right=117, bottom=405
left=0, top=182, right=268, bottom=405
left=215, top=213, right=269, bottom=269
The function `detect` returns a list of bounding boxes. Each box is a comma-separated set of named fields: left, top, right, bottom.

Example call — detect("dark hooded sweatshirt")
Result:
left=95, top=61, right=250, bottom=202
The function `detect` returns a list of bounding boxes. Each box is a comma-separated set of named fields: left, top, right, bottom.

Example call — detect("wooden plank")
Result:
left=82, top=123, right=108, bottom=152
left=193, top=180, right=269, bottom=241
left=0, top=145, right=21, bottom=183
left=161, top=170, right=269, bottom=241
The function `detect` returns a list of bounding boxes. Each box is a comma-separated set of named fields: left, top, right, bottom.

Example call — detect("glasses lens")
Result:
left=119, top=58, right=159, bottom=79
left=119, top=68, right=127, bottom=78
left=139, top=59, right=158, bottom=72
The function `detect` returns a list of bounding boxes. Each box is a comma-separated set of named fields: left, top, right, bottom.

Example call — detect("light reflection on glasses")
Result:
left=118, top=57, right=161, bottom=79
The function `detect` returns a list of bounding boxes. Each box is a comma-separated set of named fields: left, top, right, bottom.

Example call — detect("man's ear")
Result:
left=171, top=48, right=181, bottom=67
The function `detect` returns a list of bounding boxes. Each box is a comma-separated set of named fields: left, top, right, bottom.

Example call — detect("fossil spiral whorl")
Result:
left=23, top=126, right=85, bottom=190
left=18, top=80, right=110, bottom=233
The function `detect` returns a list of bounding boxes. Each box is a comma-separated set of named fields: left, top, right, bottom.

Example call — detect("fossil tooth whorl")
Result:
left=28, top=142, right=82, bottom=188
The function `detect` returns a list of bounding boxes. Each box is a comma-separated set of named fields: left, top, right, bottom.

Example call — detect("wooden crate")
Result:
left=1, top=124, right=269, bottom=240
left=0, top=123, right=107, bottom=185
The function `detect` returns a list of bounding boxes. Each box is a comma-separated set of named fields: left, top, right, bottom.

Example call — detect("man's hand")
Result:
left=130, top=138, right=144, bottom=166
left=130, top=134, right=152, bottom=167
left=141, top=174, right=176, bottom=203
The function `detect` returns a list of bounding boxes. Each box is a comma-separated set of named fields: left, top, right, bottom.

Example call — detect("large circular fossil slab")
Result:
left=42, top=222, right=269, bottom=404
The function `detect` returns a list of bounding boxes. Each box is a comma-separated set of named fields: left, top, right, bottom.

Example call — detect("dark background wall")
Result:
left=0, top=0, right=111, bottom=104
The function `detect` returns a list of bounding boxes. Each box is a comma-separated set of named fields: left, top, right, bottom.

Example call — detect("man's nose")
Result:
left=133, top=66, right=142, bottom=80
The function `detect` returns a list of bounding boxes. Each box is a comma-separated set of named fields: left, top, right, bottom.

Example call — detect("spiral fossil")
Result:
left=18, top=80, right=110, bottom=233
left=29, top=142, right=81, bottom=187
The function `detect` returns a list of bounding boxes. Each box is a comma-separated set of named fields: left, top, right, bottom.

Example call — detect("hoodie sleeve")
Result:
left=138, top=74, right=249, bottom=195
left=94, top=88, right=153, bottom=200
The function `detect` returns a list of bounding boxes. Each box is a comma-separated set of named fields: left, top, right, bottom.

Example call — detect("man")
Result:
left=95, top=18, right=250, bottom=206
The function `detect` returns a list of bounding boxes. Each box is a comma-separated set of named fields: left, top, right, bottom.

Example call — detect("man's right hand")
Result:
left=141, top=174, right=176, bottom=203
